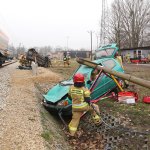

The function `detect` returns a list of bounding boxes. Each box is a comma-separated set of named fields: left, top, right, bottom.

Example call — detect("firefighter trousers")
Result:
left=68, top=103, right=100, bottom=136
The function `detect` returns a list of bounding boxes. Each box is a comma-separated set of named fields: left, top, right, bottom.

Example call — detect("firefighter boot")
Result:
left=93, top=114, right=102, bottom=125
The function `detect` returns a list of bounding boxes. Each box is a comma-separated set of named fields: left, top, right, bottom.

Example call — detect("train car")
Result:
left=0, top=29, right=9, bottom=66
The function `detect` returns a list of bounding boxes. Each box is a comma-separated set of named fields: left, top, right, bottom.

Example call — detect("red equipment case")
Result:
left=143, top=96, right=150, bottom=104
left=118, top=91, right=138, bottom=103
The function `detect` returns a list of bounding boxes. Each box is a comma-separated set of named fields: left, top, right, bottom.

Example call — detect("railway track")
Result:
left=1, top=60, right=17, bottom=67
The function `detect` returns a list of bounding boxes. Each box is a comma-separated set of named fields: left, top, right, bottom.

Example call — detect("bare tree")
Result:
left=108, top=0, right=150, bottom=48
left=39, top=46, right=53, bottom=56
left=107, top=0, right=123, bottom=49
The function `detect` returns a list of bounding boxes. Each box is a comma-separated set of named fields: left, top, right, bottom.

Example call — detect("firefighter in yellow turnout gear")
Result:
left=115, top=52, right=124, bottom=69
left=68, top=73, right=101, bottom=136
left=63, top=52, right=70, bottom=67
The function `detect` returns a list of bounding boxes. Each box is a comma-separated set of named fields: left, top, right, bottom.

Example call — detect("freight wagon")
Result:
left=0, top=30, right=9, bottom=66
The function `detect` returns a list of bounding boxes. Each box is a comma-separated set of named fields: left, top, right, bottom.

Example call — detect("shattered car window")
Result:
left=102, top=59, right=116, bottom=69
left=75, top=65, right=92, bottom=81
left=95, top=48, right=115, bottom=58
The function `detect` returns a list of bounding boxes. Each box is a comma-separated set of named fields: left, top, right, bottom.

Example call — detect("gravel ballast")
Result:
left=0, top=63, right=45, bottom=150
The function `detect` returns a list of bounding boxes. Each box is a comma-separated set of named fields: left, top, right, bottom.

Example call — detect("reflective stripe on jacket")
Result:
left=72, top=102, right=88, bottom=109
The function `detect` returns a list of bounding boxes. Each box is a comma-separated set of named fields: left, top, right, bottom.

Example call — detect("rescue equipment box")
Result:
left=118, top=91, right=138, bottom=104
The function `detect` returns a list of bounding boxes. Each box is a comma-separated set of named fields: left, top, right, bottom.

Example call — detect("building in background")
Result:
left=62, top=50, right=90, bottom=58
left=47, top=50, right=91, bottom=60
left=121, top=47, right=150, bottom=62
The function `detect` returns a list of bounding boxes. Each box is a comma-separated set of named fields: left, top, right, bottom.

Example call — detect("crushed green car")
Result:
left=43, top=43, right=124, bottom=116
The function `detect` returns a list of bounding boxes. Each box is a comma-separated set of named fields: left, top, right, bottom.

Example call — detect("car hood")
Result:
left=43, top=80, right=73, bottom=103
left=43, top=63, right=95, bottom=103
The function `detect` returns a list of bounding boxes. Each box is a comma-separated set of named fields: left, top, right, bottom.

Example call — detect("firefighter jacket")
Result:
left=68, top=85, right=90, bottom=109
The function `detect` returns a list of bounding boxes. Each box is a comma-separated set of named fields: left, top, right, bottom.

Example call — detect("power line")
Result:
left=95, top=33, right=100, bottom=49
left=88, top=30, right=94, bottom=60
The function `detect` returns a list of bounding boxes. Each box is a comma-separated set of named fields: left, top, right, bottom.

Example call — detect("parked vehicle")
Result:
left=130, top=55, right=149, bottom=63
left=43, top=44, right=124, bottom=115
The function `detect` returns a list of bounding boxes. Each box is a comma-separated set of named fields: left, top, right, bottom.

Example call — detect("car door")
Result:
left=90, top=59, right=119, bottom=100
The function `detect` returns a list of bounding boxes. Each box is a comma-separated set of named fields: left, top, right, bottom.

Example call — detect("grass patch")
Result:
left=33, top=66, right=74, bottom=149
left=35, top=60, right=150, bottom=146
left=50, top=61, right=150, bottom=128
left=41, top=131, right=52, bottom=141
left=98, top=98, right=150, bottom=126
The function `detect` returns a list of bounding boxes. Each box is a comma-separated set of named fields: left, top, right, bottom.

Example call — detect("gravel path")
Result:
left=0, top=63, right=45, bottom=150
left=0, top=64, right=12, bottom=110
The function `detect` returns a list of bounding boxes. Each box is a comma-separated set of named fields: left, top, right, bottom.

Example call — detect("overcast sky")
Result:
left=0, top=0, right=113, bottom=50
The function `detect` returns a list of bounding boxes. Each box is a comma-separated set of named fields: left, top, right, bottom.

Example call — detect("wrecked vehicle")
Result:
left=26, top=48, right=51, bottom=67
left=43, top=44, right=125, bottom=115
left=19, top=48, right=52, bottom=68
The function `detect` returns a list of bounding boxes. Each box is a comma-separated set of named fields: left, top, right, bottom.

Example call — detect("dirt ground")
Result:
left=1, top=67, right=44, bottom=150
left=50, top=62, right=150, bottom=132
left=0, top=63, right=71, bottom=150
left=1, top=61, right=150, bottom=150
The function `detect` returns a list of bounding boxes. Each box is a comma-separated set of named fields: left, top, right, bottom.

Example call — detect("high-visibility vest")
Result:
left=68, top=86, right=90, bottom=107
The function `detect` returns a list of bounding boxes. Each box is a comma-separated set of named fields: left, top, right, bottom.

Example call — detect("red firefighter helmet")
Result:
left=73, top=73, right=85, bottom=83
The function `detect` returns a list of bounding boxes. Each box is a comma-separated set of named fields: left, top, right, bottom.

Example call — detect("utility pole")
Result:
left=18, top=43, right=21, bottom=56
left=95, top=33, right=99, bottom=49
left=88, top=31, right=94, bottom=60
